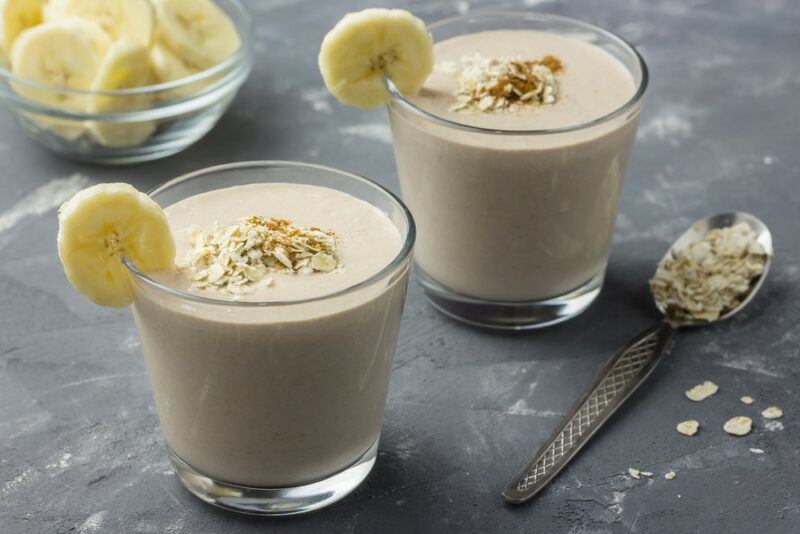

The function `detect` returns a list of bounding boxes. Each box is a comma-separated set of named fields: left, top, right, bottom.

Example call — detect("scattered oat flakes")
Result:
left=443, top=54, right=563, bottom=113
left=761, top=406, right=783, bottom=419
left=640, top=471, right=654, bottom=477
left=650, top=223, right=767, bottom=322
left=723, top=416, right=753, bottom=436
left=740, top=396, right=754, bottom=405
left=676, top=420, right=700, bottom=436
left=628, top=467, right=641, bottom=479
left=685, top=381, right=719, bottom=402
left=180, top=216, right=340, bottom=295
left=664, top=471, right=676, bottom=480
left=749, top=448, right=765, bottom=454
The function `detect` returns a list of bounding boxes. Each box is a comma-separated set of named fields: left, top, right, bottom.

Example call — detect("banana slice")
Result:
left=0, top=0, right=45, bottom=59
left=152, top=0, right=240, bottom=70
left=58, top=183, right=176, bottom=308
left=10, top=19, right=109, bottom=141
left=11, top=19, right=111, bottom=110
left=88, top=38, right=157, bottom=147
left=151, top=41, right=196, bottom=83
left=318, top=8, right=433, bottom=109
left=43, top=0, right=154, bottom=46
left=151, top=41, right=202, bottom=99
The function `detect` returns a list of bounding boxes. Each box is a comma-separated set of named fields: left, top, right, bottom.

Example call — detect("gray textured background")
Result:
left=1, top=0, right=798, bottom=532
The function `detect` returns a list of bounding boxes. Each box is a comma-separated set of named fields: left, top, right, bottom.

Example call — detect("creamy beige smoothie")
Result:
left=131, top=182, right=409, bottom=487
left=389, top=29, right=642, bottom=303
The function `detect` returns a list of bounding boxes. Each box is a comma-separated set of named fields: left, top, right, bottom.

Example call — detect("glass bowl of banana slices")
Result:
left=0, top=0, right=252, bottom=164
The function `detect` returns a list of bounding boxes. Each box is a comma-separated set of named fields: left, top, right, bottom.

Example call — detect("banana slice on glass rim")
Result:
left=152, top=0, right=241, bottom=70
left=88, top=38, right=158, bottom=148
left=43, top=0, right=154, bottom=46
left=318, top=8, right=434, bottom=109
left=58, top=183, right=176, bottom=308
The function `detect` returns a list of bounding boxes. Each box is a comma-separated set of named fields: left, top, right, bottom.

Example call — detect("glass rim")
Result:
left=124, top=160, right=416, bottom=308
left=0, top=0, right=252, bottom=98
left=386, top=10, right=649, bottom=136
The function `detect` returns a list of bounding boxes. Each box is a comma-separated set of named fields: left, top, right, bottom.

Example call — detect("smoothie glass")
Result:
left=125, top=162, right=415, bottom=515
left=387, top=12, right=648, bottom=330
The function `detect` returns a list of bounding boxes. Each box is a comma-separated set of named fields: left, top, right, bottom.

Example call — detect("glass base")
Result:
left=169, top=439, right=378, bottom=516
left=417, top=269, right=603, bottom=331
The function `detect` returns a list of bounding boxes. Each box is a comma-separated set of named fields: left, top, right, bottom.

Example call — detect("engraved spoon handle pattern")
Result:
left=502, top=322, right=676, bottom=504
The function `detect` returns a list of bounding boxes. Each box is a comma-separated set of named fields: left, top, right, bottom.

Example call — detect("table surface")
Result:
left=1, top=0, right=798, bottom=532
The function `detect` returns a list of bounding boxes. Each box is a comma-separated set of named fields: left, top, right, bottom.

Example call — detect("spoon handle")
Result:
left=502, top=322, right=676, bottom=504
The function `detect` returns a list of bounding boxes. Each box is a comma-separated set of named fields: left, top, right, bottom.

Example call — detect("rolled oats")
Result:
left=443, top=54, right=563, bottom=113
left=180, top=216, right=340, bottom=295
left=651, top=223, right=767, bottom=322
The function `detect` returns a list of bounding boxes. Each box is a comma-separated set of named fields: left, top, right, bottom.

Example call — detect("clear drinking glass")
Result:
left=125, top=161, right=415, bottom=515
left=387, top=12, right=648, bottom=330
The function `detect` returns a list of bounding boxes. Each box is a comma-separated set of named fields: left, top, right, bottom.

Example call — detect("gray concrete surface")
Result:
left=1, top=0, right=798, bottom=532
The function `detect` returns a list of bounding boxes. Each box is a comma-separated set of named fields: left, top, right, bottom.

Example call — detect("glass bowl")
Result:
left=0, top=0, right=252, bottom=165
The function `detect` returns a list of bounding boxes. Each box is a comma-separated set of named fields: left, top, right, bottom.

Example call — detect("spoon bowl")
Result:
left=654, top=211, right=773, bottom=327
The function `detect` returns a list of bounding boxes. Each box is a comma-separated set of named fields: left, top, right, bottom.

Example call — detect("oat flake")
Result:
left=676, top=420, right=700, bottom=436
left=685, top=381, right=719, bottom=402
left=723, top=416, right=752, bottom=436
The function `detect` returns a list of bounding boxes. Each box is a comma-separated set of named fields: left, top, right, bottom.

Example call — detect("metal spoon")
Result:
left=502, top=212, right=773, bottom=504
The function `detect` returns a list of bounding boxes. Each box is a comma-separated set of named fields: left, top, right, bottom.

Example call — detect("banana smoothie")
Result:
left=131, top=182, right=409, bottom=488
left=386, top=17, right=647, bottom=328
left=57, top=162, right=414, bottom=513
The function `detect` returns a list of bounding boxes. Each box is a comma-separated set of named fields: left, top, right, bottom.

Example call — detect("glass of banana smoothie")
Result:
left=386, top=12, right=648, bottom=329
left=126, top=162, right=415, bottom=514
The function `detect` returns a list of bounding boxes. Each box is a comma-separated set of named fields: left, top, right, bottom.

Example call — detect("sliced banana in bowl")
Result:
left=57, top=183, right=176, bottom=308
left=43, top=0, right=154, bottom=46
left=10, top=19, right=111, bottom=109
left=0, top=0, right=250, bottom=162
left=88, top=39, right=158, bottom=148
left=152, top=0, right=241, bottom=70
left=9, top=18, right=111, bottom=140
left=0, top=0, right=46, bottom=57
left=318, top=8, right=434, bottom=109
left=150, top=42, right=202, bottom=100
